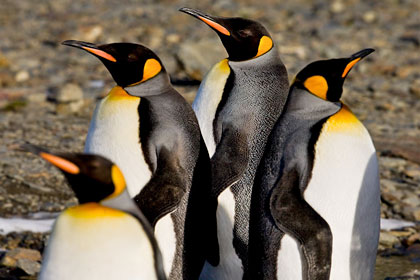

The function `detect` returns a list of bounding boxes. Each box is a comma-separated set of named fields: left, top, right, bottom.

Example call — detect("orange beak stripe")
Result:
left=82, top=46, right=117, bottom=62
left=342, top=57, right=361, bottom=78
left=40, top=153, right=80, bottom=174
left=198, top=16, right=230, bottom=36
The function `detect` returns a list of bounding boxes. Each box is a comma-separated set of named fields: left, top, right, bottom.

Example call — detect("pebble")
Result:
left=56, top=83, right=84, bottom=103
left=0, top=248, right=41, bottom=268
left=409, top=79, right=420, bottom=98
left=407, top=233, right=420, bottom=246
left=363, top=11, right=377, bottom=23
left=379, top=231, right=401, bottom=248
left=330, top=1, right=345, bottom=14
left=14, top=71, right=29, bottom=83
left=16, top=258, right=41, bottom=275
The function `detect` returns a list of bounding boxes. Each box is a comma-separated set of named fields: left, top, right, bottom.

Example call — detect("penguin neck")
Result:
left=285, top=86, right=342, bottom=117
left=125, top=71, right=173, bottom=98
left=227, top=46, right=279, bottom=72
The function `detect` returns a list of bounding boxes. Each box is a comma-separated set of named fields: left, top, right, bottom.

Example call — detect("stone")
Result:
left=410, top=79, right=420, bottom=98
left=363, top=11, right=377, bottom=23
left=330, top=1, right=345, bottom=13
left=407, top=233, right=420, bottom=246
left=15, top=71, right=29, bottom=83
left=401, top=206, right=420, bottom=221
left=402, top=195, right=420, bottom=207
left=0, top=248, right=41, bottom=268
left=379, top=231, right=401, bottom=248
left=16, top=258, right=41, bottom=275
left=55, top=84, right=84, bottom=103
left=388, top=230, right=412, bottom=238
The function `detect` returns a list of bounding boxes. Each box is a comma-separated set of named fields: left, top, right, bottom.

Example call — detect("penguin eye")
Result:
left=238, top=29, right=252, bottom=38
left=128, top=53, right=138, bottom=61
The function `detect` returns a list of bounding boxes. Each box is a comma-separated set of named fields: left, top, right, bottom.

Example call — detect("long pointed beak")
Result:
left=62, top=40, right=117, bottom=62
left=350, top=48, right=375, bottom=60
left=342, top=48, right=375, bottom=78
left=179, top=7, right=231, bottom=36
left=19, top=143, right=80, bottom=174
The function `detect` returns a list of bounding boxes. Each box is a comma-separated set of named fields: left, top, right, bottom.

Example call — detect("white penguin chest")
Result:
left=39, top=204, right=158, bottom=280
left=304, top=108, right=380, bottom=279
left=276, top=107, right=380, bottom=280
left=84, top=93, right=152, bottom=197
left=193, top=59, right=230, bottom=157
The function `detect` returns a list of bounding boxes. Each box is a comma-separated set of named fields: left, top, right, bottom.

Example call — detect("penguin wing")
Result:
left=211, top=123, right=249, bottom=196
left=135, top=146, right=187, bottom=227
left=269, top=167, right=332, bottom=279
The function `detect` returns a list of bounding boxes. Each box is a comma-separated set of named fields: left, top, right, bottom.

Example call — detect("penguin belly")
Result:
left=84, top=87, right=152, bottom=197
left=200, top=188, right=243, bottom=280
left=277, top=106, right=380, bottom=279
left=39, top=203, right=158, bottom=280
left=155, top=214, right=177, bottom=276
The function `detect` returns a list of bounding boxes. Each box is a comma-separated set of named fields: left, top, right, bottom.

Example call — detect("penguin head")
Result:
left=20, top=144, right=127, bottom=204
left=62, top=40, right=165, bottom=88
left=292, top=48, right=375, bottom=102
left=180, top=7, right=273, bottom=61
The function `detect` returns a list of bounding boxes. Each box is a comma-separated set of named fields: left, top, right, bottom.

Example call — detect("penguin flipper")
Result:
left=135, top=147, right=186, bottom=227
left=269, top=168, right=332, bottom=280
left=211, top=124, right=249, bottom=196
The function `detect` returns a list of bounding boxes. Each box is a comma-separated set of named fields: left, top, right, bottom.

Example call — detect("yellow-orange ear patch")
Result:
left=342, top=57, right=361, bottom=78
left=82, top=46, right=117, bottom=62
left=255, top=36, right=273, bottom=58
left=303, top=75, right=328, bottom=100
left=40, top=153, right=80, bottom=174
left=198, top=16, right=230, bottom=36
left=109, top=165, right=126, bottom=199
left=142, top=58, right=162, bottom=82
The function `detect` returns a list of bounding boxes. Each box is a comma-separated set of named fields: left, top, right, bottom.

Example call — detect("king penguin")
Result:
left=20, top=144, right=166, bottom=280
left=248, top=49, right=380, bottom=280
left=62, top=41, right=217, bottom=280
left=180, top=8, right=289, bottom=279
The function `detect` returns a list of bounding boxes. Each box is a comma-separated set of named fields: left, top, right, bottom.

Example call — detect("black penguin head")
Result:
left=20, top=144, right=126, bottom=204
left=292, top=48, right=375, bottom=102
left=62, top=40, right=165, bottom=88
left=180, top=7, right=273, bottom=61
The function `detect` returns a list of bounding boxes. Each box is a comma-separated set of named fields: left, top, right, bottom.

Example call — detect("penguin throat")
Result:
left=124, top=72, right=172, bottom=97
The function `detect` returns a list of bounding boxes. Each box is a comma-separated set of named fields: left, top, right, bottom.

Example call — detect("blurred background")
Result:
left=0, top=0, right=419, bottom=279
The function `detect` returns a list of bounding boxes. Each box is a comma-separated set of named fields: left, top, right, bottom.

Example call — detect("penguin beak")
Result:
left=19, top=143, right=80, bottom=174
left=179, top=7, right=231, bottom=36
left=62, top=40, right=117, bottom=62
left=342, top=48, right=375, bottom=78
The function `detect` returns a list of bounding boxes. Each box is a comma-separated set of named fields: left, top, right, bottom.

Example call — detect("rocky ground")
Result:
left=0, top=0, right=419, bottom=279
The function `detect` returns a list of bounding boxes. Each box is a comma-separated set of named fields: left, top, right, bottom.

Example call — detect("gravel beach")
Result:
left=0, top=0, right=419, bottom=278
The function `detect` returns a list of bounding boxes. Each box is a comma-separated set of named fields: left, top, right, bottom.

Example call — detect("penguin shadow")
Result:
left=350, top=154, right=381, bottom=279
